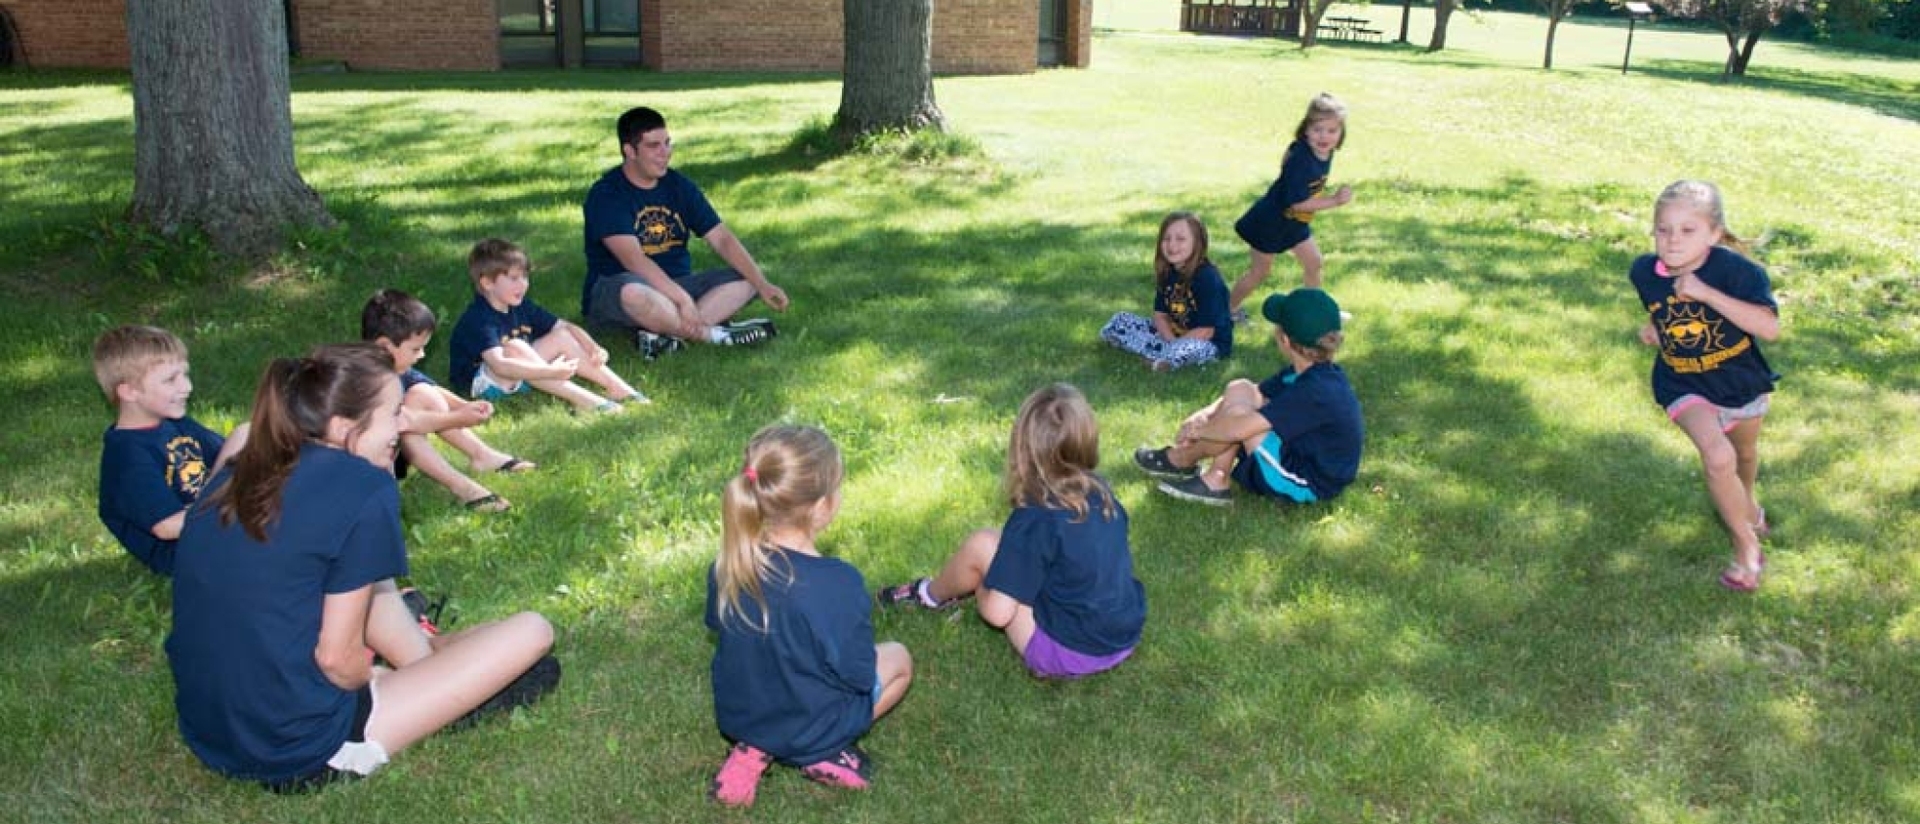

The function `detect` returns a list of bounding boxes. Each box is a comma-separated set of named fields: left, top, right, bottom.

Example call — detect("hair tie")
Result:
left=742, top=466, right=758, bottom=483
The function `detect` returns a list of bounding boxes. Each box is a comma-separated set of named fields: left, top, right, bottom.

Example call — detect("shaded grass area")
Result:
left=3, top=26, right=1919, bottom=824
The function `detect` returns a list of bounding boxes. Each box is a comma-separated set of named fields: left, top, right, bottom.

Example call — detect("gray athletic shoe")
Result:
left=1157, top=475, right=1231, bottom=506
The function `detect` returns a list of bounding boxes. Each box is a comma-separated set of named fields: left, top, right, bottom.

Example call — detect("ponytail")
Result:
left=206, top=344, right=395, bottom=542
left=713, top=425, right=843, bottom=631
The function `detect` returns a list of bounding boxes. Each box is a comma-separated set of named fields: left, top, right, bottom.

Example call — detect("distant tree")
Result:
left=832, top=0, right=946, bottom=144
left=1301, top=0, right=1342, bottom=47
left=126, top=0, right=332, bottom=260
left=1666, top=0, right=1811, bottom=76
left=1429, top=0, right=1460, bottom=50
left=1539, top=0, right=1579, bottom=68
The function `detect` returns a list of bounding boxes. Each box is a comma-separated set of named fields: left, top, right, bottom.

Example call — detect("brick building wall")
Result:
left=292, top=0, right=497, bottom=71
left=2, top=0, right=129, bottom=68
left=8, top=0, right=1080, bottom=75
left=646, top=0, right=1042, bottom=75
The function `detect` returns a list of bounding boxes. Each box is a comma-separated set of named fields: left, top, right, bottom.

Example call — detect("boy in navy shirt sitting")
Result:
left=1135, top=288, right=1364, bottom=506
left=93, top=325, right=248, bottom=575
left=448, top=238, right=648, bottom=414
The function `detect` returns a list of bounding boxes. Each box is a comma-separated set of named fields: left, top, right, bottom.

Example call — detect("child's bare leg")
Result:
left=1728, top=415, right=1765, bottom=528
left=978, top=590, right=1037, bottom=654
left=573, top=358, right=641, bottom=402
left=365, top=611, right=554, bottom=754
left=504, top=338, right=607, bottom=413
left=400, top=434, right=497, bottom=507
left=1229, top=250, right=1277, bottom=310
left=1293, top=238, right=1326, bottom=289
left=413, top=386, right=517, bottom=470
left=365, top=579, right=435, bottom=668
left=871, top=641, right=913, bottom=719
left=926, top=528, right=1000, bottom=603
left=1675, top=407, right=1763, bottom=583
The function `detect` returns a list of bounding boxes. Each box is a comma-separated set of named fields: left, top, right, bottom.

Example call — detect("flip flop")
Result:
left=463, top=493, right=510, bottom=513
left=489, top=456, right=536, bottom=474
left=1718, top=560, right=1761, bottom=593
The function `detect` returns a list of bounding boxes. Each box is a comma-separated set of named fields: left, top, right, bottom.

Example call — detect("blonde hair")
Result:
left=1284, top=329, right=1344, bottom=364
left=1005, top=383, right=1113, bottom=522
left=1654, top=179, right=1750, bottom=256
left=1290, top=92, right=1348, bottom=153
left=715, top=425, right=845, bottom=631
left=468, top=237, right=531, bottom=286
left=92, top=325, right=188, bottom=405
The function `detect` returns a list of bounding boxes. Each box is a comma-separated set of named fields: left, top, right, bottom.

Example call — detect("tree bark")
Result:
left=833, top=0, right=946, bottom=144
left=1544, top=15, right=1562, bottom=69
left=1429, top=0, right=1456, bottom=51
left=127, top=0, right=332, bottom=261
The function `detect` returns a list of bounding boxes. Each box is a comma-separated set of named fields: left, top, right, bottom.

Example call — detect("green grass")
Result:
left=3, top=10, right=1919, bottom=823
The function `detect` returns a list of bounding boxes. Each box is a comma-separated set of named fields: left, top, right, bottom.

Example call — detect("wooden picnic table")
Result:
left=1316, top=14, right=1384, bottom=42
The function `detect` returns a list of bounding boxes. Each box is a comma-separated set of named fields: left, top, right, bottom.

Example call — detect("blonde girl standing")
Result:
left=1629, top=180, right=1781, bottom=591
left=706, top=425, right=913, bottom=807
left=1229, top=92, right=1355, bottom=315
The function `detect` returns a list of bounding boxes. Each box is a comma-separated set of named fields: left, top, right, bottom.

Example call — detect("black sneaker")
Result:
left=1157, top=475, right=1232, bottom=506
left=635, top=330, right=684, bottom=361
left=453, top=654, right=562, bottom=729
left=1133, top=447, right=1197, bottom=481
left=398, top=586, right=446, bottom=636
left=718, top=320, right=776, bottom=347
left=876, top=578, right=960, bottom=610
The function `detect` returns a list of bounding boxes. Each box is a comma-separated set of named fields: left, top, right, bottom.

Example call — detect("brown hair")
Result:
left=1283, top=329, right=1345, bottom=364
left=91, top=325, right=187, bottom=405
left=360, top=288, right=437, bottom=343
left=1005, top=383, right=1113, bottom=522
left=206, top=343, right=396, bottom=542
left=1153, top=211, right=1211, bottom=288
left=468, top=237, right=531, bottom=286
left=715, top=425, right=845, bottom=631
left=1654, top=179, right=1750, bottom=256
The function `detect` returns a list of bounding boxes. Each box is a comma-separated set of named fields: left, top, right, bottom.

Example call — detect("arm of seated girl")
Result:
left=315, top=586, right=376, bottom=691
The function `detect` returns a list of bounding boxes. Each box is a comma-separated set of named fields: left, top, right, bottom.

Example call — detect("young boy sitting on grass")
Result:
left=1134, top=288, right=1364, bottom=506
left=362, top=289, right=535, bottom=513
left=93, top=325, right=249, bottom=575
left=449, top=238, right=649, bottom=415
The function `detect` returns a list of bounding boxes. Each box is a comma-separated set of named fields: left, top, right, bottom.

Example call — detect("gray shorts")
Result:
left=585, top=268, right=744, bottom=329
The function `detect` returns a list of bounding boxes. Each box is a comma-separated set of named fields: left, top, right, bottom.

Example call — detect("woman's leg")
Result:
left=364, top=611, right=554, bottom=754
left=364, top=579, right=435, bottom=667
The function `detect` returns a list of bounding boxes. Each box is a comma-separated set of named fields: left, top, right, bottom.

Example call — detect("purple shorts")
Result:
left=1022, top=624, right=1135, bottom=680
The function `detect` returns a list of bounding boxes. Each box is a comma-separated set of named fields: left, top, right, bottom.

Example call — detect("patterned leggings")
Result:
left=1100, top=312, right=1220, bottom=370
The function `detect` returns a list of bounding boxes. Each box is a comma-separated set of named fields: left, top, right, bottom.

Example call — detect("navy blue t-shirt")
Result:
left=167, top=445, right=408, bottom=782
left=399, top=367, right=436, bottom=392
left=982, top=485, right=1146, bottom=656
left=581, top=166, right=723, bottom=316
left=1629, top=246, right=1779, bottom=408
left=97, top=416, right=225, bottom=576
left=1254, top=363, right=1364, bottom=501
left=1154, top=260, right=1234, bottom=358
left=1256, top=141, right=1331, bottom=227
left=447, top=293, right=560, bottom=394
left=705, top=549, right=876, bottom=765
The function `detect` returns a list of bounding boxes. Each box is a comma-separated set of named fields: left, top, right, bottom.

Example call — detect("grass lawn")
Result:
left=3, top=9, right=1918, bottom=824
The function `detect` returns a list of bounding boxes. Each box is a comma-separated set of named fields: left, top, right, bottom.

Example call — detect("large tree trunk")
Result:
left=127, top=0, right=331, bottom=261
left=1429, top=0, right=1456, bottom=51
left=833, top=0, right=945, bottom=144
left=1731, top=30, right=1763, bottom=75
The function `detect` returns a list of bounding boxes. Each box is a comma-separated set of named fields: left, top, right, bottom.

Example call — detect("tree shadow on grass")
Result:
left=1631, top=58, right=1920, bottom=123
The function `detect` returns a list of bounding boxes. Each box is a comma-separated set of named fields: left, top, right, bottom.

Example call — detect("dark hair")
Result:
left=207, top=343, right=396, bottom=541
left=617, top=106, right=668, bottom=148
left=360, top=289, right=437, bottom=343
